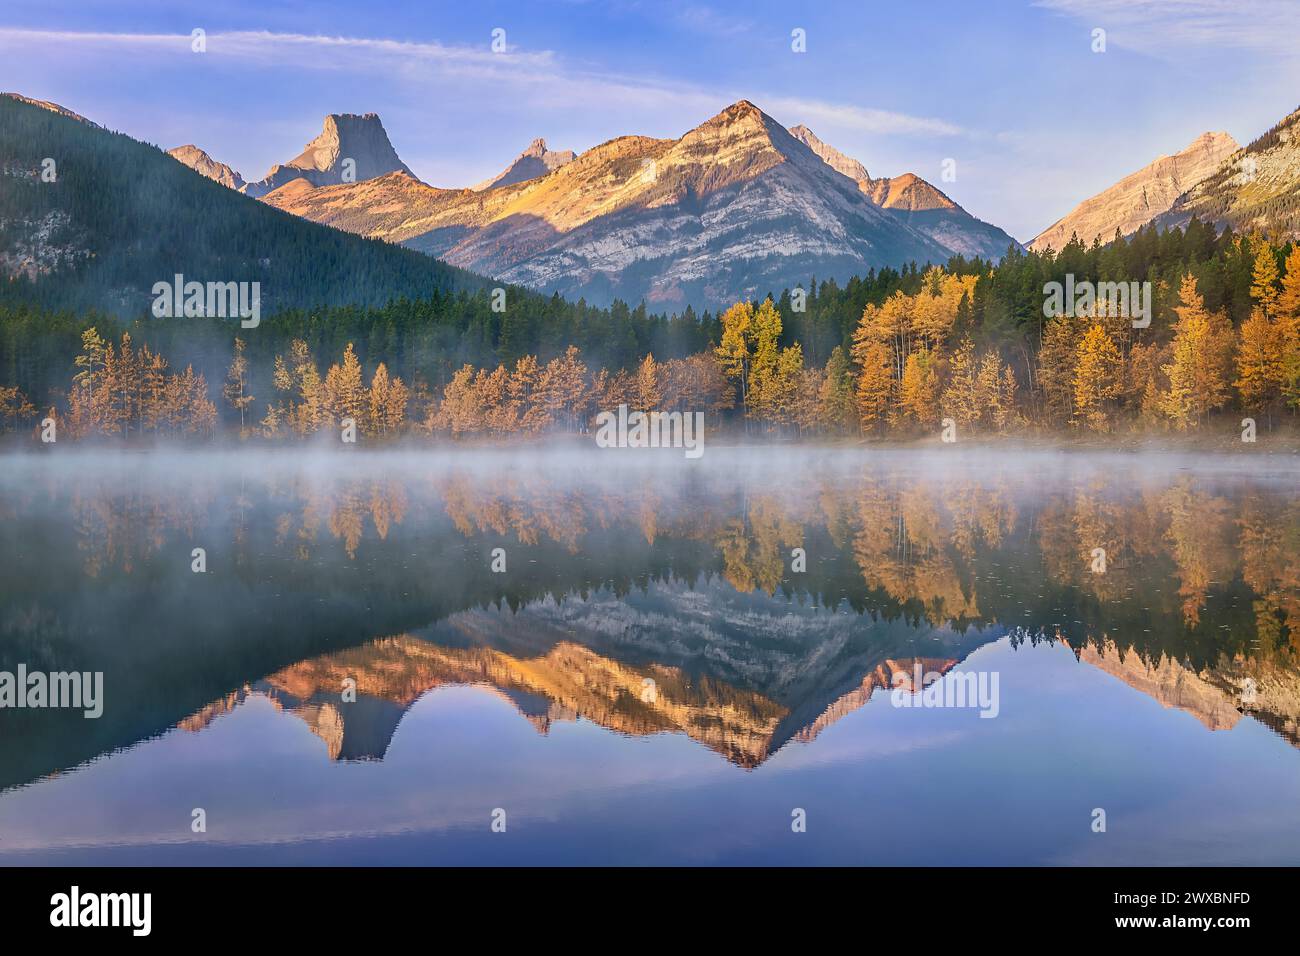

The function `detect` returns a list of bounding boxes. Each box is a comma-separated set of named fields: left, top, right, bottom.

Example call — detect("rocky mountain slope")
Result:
left=473, top=137, right=576, bottom=191
left=1156, top=105, right=1300, bottom=239
left=263, top=100, right=958, bottom=308
left=1030, top=131, right=1238, bottom=251
left=167, top=144, right=245, bottom=190
left=237, top=112, right=414, bottom=198
left=787, top=124, right=1018, bottom=260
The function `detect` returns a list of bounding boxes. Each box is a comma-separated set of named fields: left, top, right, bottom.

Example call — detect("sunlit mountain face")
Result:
left=1, top=448, right=1298, bottom=864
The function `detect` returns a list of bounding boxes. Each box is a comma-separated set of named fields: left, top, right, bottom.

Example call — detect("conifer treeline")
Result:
left=2, top=222, right=1299, bottom=441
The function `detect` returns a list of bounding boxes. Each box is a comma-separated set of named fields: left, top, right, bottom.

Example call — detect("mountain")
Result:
left=265, top=100, right=955, bottom=308
left=1155, top=106, right=1300, bottom=239
left=1030, top=131, right=1238, bottom=252
left=0, top=95, right=480, bottom=315
left=787, top=124, right=1019, bottom=260
left=472, top=137, right=576, bottom=191
left=167, top=144, right=245, bottom=190
left=787, top=124, right=869, bottom=181
left=239, top=112, right=415, bottom=198
left=1, top=92, right=97, bottom=127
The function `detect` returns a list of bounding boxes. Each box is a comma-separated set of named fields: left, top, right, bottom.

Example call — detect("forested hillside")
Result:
left=0, top=95, right=483, bottom=316
left=2, top=217, right=1298, bottom=441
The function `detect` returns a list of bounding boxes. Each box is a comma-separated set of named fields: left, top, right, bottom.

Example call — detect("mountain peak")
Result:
left=705, top=99, right=767, bottom=127
left=1154, top=111, right=1300, bottom=238
left=788, top=124, right=870, bottom=182
left=240, top=112, right=414, bottom=198
left=473, top=137, right=576, bottom=191
left=168, top=144, right=246, bottom=190
left=1030, top=129, right=1240, bottom=251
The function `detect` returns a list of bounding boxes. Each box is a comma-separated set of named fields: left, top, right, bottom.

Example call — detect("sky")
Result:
left=2, top=0, right=1299, bottom=242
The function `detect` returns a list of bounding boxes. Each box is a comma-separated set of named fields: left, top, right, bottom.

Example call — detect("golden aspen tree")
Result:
left=898, top=349, right=940, bottom=428
left=1235, top=307, right=1284, bottom=416
left=975, top=353, right=1008, bottom=429
left=715, top=301, right=755, bottom=407
left=435, top=365, right=477, bottom=436
left=855, top=339, right=894, bottom=433
left=1159, top=274, right=1233, bottom=428
left=367, top=362, right=391, bottom=436
left=480, top=364, right=513, bottom=435
left=1276, top=246, right=1300, bottom=411
left=0, top=385, right=35, bottom=433
left=324, top=342, right=366, bottom=428
left=510, top=355, right=544, bottom=432
left=1072, top=323, right=1123, bottom=431
left=140, top=345, right=169, bottom=435
left=385, top=376, right=409, bottom=434
left=746, top=299, right=783, bottom=421
left=1250, top=240, right=1281, bottom=316
left=633, top=353, right=662, bottom=411
left=941, top=339, right=981, bottom=429
left=763, top=343, right=804, bottom=428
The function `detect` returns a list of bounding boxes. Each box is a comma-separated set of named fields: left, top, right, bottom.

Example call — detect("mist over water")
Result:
left=1, top=446, right=1299, bottom=864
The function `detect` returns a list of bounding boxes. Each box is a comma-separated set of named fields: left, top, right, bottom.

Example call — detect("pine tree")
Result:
left=817, top=345, right=856, bottom=433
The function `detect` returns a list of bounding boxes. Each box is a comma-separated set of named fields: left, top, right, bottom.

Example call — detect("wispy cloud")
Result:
left=0, top=26, right=962, bottom=138
left=1034, top=0, right=1300, bottom=58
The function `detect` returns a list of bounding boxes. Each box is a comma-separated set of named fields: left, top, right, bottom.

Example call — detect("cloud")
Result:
left=764, top=96, right=963, bottom=137
left=0, top=27, right=962, bottom=138
left=1034, top=0, right=1300, bottom=58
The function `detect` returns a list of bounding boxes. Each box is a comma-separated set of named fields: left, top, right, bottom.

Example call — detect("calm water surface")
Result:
left=1, top=447, right=1298, bottom=865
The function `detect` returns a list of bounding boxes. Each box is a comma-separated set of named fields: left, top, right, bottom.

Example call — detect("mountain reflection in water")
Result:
left=1, top=448, right=1298, bottom=864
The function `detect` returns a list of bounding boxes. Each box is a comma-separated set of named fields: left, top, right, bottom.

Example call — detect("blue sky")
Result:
left=3, top=0, right=1299, bottom=241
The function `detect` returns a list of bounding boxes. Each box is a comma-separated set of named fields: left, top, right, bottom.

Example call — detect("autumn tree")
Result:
left=323, top=342, right=366, bottom=429
left=898, top=349, right=940, bottom=428
left=1072, top=323, right=1123, bottom=431
left=1037, top=315, right=1079, bottom=426
left=0, top=385, right=35, bottom=434
left=715, top=301, right=755, bottom=408
left=855, top=339, right=894, bottom=433
left=633, top=353, right=662, bottom=412
left=1159, top=274, right=1234, bottom=428
left=1235, top=307, right=1284, bottom=420
left=223, top=337, right=255, bottom=433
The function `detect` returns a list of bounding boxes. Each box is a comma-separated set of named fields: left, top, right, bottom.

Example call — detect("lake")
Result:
left=1, top=446, right=1298, bottom=865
